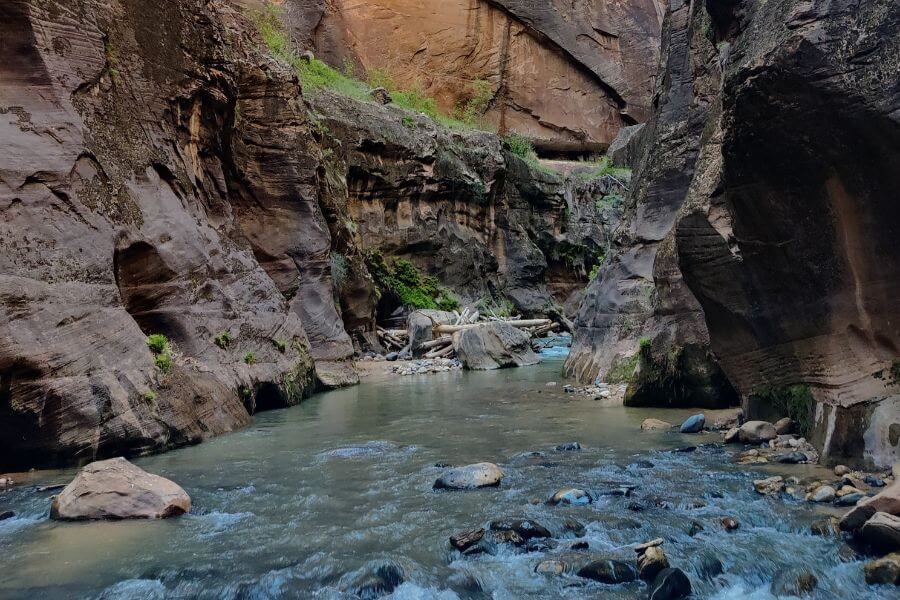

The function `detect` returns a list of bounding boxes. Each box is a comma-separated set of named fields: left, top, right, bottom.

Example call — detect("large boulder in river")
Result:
left=407, top=310, right=456, bottom=357
left=859, top=512, right=900, bottom=553
left=454, top=322, right=540, bottom=370
left=577, top=558, right=637, bottom=584
left=433, top=463, right=504, bottom=490
left=738, top=421, right=777, bottom=445
left=50, top=458, right=190, bottom=520
left=841, top=478, right=900, bottom=532
left=648, top=567, right=691, bottom=599
left=679, top=414, right=705, bottom=434
left=864, top=553, right=900, bottom=585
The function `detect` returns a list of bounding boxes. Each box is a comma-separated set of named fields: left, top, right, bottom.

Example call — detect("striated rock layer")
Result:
left=289, top=0, right=665, bottom=152
left=569, top=0, right=900, bottom=467
left=1, top=0, right=621, bottom=469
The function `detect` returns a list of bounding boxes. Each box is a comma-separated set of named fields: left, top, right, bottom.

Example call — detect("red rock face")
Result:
left=288, top=0, right=665, bottom=152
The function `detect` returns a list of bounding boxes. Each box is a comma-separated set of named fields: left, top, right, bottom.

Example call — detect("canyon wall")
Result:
left=287, top=0, right=665, bottom=153
left=569, top=0, right=900, bottom=467
left=0, top=0, right=622, bottom=469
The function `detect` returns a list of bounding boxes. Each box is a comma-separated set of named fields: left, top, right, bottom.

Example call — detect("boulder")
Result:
left=638, top=546, right=669, bottom=581
left=49, top=458, right=190, bottom=520
left=314, top=360, right=360, bottom=389
left=454, top=322, right=540, bottom=370
left=738, top=421, right=777, bottom=444
left=721, top=517, right=739, bottom=531
left=407, top=310, right=455, bottom=357
left=834, top=465, right=851, bottom=476
left=0, top=511, right=14, bottom=521
left=535, top=559, right=567, bottom=575
left=648, top=567, right=691, bottom=600
left=449, top=527, right=484, bottom=552
left=345, top=561, right=405, bottom=599
left=577, top=559, right=637, bottom=584
left=864, top=552, right=900, bottom=585
left=489, top=518, right=552, bottom=540
left=841, top=478, right=900, bottom=533
left=770, top=567, right=817, bottom=597
left=753, top=476, right=785, bottom=496
left=642, top=418, right=673, bottom=431
left=859, top=512, right=900, bottom=553
left=695, top=553, right=724, bottom=581
left=808, top=486, right=836, bottom=503
left=548, top=487, right=592, bottom=506
left=774, top=417, right=795, bottom=435
left=723, top=427, right=740, bottom=443
left=775, top=452, right=808, bottom=464
left=433, top=463, right=504, bottom=490
left=679, top=414, right=705, bottom=434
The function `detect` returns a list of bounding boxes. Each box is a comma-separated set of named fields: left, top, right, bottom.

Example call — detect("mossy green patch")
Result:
left=364, top=250, right=460, bottom=311
left=750, top=384, right=815, bottom=436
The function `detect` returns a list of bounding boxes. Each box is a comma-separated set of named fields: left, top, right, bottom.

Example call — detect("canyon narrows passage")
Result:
left=1, top=0, right=899, bottom=598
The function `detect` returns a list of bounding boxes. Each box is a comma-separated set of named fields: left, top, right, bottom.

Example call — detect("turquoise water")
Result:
left=0, top=353, right=890, bottom=599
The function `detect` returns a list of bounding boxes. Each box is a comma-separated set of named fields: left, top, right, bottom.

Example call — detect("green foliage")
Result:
left=142, top=390, right=158, bottom=402
left=330, top=252, right=349, bottom=286
left=639, top=337, right=652, bottom=351
left=244, top=352, right=257, bottom=365
left=364, top=250, right=459, bottom=310
left=606, top=352, right=640, bottom=384
left=146, top=334, right=169, bottom=355
left=476, top=296, right=515, bottom=317
left=239, top=386, right=253, bottom=402
left=503, top=134, right=536, bottom=159
left=589, top=264, right=601, bottom=281
left=154, top=352, right=173, bottom=373
left=576, top=156, right=632, bottom=183
left=272, top=339, right=287, bottom=353
left=455, top=79, right=493, bottom=125
left=214, top=331, right=233, bottom=350
left=752, top=384, right=815, bottom=436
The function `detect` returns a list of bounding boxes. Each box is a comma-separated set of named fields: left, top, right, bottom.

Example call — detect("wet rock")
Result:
left=866, top=475, right=887, bottom=488
left=859, top=512, right=900, bottom=553
left=641, top=419, right=672, bottom=431
left=648, top=567, right=691, bottom=600
left=836, top=493, right=866, bottom=507
left=674, top=446, right=697, bottom=453
left=433, top=463, right=504, bottom=490
left=723, top=427, right=740, bottom=444
left=548, top=487, right=592, bottom=506
left=446, top=570, right=487, bottom=597
left=864, top=552, right=900, bottom=585
left=0, top=511, right=14, bottom=521
left=50, top=458, right=190, bottom=520
left=555, top=442, right=582, bottom=452
left=630, top=459, right=656, bottom=469
left=633, top=538, right=664, bottom=552
left=810, top=517, right=840, bottom=536
left=638, top=546, right=669, bottom=581
left=524, top=538, right=558, bottom=552
left=385, top=352, right=399, bottom=362
left=450, top=527, right=484, bottom=552
left=535, top=559, right=567, bottom=575
left=695, top=553, right=724, bottom=581
left=562, top=517, right=586, bottom=537
left=687, top=520, right=704, bottom=537
left=807, top=485, right=836, bottom=503
left=490, top=529, right=525, bottom=546
left=347, top=562, right=405, bottom=599
left=455, top=322, right=540, bottom=370
left=606, top=517, right=643, bottom=530
left=834, top=465, right=851, bottom=476
left=841, top=479, right=900, bottom=533
left=776, top=452, right=808, bottom=464
left=679, top=414, right=705, bottom=434
left=774, top=418, right=795, bottom=435
left=721, top=517, right=739, bottom=531
left=738, top=421, right=777, bottom=445
left=753, top=476, right=785, bottom=495
left=577, top=559, right=637, bottom=584
left=489, top=518, right=552, bottom=541
left=770, top=567, right=817, bottom=597
left=570, top=541, right=590, bottom=550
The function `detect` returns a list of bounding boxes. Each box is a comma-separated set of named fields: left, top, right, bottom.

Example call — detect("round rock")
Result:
left=433, top=463, right=504, bottom=490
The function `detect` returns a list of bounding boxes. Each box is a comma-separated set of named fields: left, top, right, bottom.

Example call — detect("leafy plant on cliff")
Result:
left=364, top=250, right=460, bottom=311
left=751, top=384, right=815, bottom=436
left=504, top=134, right=536, bottom=160
left=244, top=352, right=257, bottom=365
left=576, top=156, right=632, bottom=184
left=455, top=79, right=494, bottom=126
left=606, top=352, right=640, bottom=384
left=146, top=334, right=169, bottom=355
left=214, top=331, right=233, bottom=350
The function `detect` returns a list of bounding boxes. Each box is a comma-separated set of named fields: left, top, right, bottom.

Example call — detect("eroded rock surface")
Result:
left=454, top=322, right=540, bottom=370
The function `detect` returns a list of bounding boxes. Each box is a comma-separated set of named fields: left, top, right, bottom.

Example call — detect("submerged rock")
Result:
left=577, top=559, right=637, bottom=584
left=641, top=419, right=672, bottom=431
left=864, top=552, right=900, bottom=585
left=721, top=517, right=739, bottom=531
left=753, top=476, right=785, bottom=496
left=345, top=561, right=405, bottom=599
left=548, top=487, right=592, bottom=506
left=648, top=567, right=691, bottom=600
left=50, top=458, right=190, bottom=520
left=0, top=511, right=14, bottom=521
left=433, top=463, right=504, bottom=490
left=638, top=545, right=669, bottom=581
left=770, top=567, right=817, bottom=597
left=489, top=518, right=552, bottom=541
left=679, top=414, right=705, bottom=434
left=449, top=527, right=485, bottom=553
left=555, top=442, right=582, bottom=452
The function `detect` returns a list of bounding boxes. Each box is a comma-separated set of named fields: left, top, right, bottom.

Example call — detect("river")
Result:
left=0, top=350, right=889, bottom=599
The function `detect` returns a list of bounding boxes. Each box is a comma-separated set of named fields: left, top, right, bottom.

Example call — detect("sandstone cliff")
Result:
left=569, top=0, right=900, bottom=467
left=286, top=0, right=665, bottom=153
left=0, top=0, right=621, bottom=469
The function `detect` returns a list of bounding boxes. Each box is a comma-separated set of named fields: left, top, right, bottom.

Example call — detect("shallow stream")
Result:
left=0, top=352, right=889, bottom=599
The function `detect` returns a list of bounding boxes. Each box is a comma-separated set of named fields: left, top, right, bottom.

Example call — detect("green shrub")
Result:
left=503, top=134, right=536, bottom=159
left=244, top=352, right=257, bottom=365
left=272, top=339, right=287, bottom=353
left=146, top=334, right=169, bottom=355
left=606, top=353, right=639, bottom=384
left=576, top=156, right=632, bottom=183
left=214, top=331, right=233, bottom=350
left=752, top=384, right=815, bottom=436
left=455, top=79, right=493, bottom=125
left=363, top=250, right=459, bottom=311
left=154, top=352, right=173, bottom=373
left=142, top=390, right=158, bottom=401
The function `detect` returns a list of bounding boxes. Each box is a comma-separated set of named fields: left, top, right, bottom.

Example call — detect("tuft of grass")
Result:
left=244, top=352, right=257, bottom=365
left=154, top=352, right=173, bottom=373
left=272, top=339, right=287, bottom=353
left=214, top=331, right=233, bottom=350
left=503, top=134, right=536, bottom=159
left=575, top=156, right=632, bottom=183
left=146, top=334, right=169, bottom=355
left=142, top=390, right=158, bottom=402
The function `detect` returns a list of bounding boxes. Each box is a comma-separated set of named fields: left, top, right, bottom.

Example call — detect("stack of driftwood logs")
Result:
left=376, top=308, right=556, bottom=359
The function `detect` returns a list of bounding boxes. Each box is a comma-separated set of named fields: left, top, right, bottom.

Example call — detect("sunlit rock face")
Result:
left=285, top=0, right=665, bottom=153
left=569, top=0, right=900, bottom=467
